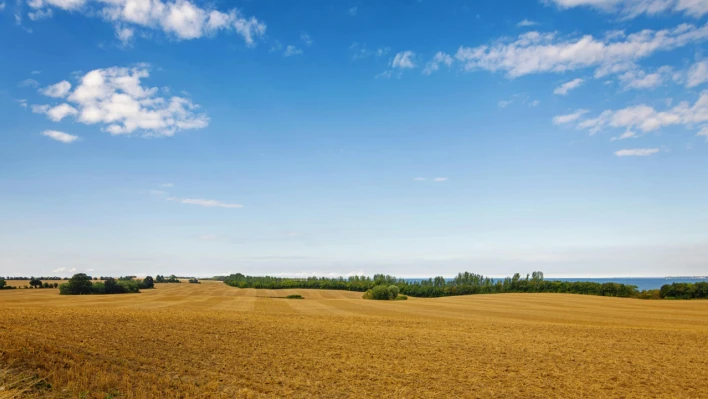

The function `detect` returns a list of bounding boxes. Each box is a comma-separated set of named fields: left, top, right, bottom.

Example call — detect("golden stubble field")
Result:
left=1, top=281, right=707, bottom=398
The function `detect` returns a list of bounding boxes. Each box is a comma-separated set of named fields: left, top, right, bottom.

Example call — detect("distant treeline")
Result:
left=59, top=274, right=154, bottom=295
left=3, top=276, right=64, bottom=280
left=156, top=275, right=182, bottom=283
left=222, top=272, right=708, bottom=300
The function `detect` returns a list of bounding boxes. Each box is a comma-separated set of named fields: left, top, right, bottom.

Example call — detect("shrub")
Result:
left=141, top=276, right=155, bottom=289
left=395, top=295, right=408, bottom=300
left=286, top=294, right=304, bottom=299
left=388, top=285, right=400, bottom=299
left=0, top=278, right=5, bottom=289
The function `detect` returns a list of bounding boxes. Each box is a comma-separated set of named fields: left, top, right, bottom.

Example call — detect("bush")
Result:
left=140, top=276, right=155, bottom=289
left=388, top=285, right=400, bottom=299
left=363, top=285, right=401, bottom=300
left=286, top=294, right=304, bottom=299
left=0, top=279, right=5, bottom=289
left=394, top=295, right=408, bottom=300
left=59, top=273, right=141, bottom=295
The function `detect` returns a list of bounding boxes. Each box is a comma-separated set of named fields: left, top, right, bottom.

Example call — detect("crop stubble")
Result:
left=1, top=281, right=707, bottom=398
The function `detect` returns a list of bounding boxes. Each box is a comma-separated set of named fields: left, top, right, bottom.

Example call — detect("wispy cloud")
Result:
left=546, top=0, right=708, bottom=19
left=18, top=78, right=39, bottom=88
left=300, top=32, right=312, bottom=46
left=552, top=109, right=589, bottom=125
left=392, top=51, right=416, bottom=69
left=433, top=177, right=449, bottom=182
left=498, top=100, right=512, bottom=108
left=159, top=183, right=174, bottom=188
left=167, top=197, right=243, bottom=208
left=52, top=267, right=66, bottom=273
left=348, top=6, right=358, bottom=16
left=41, top=130, right=80, bottom=143
left=284, top=45, right=303, bottom=57
left=615, top=148, right=660, bottom=157
left=423, top=52, right=453, bottom=75
left=553, top=78, right=584, bottom=95
left=517, top=19, right=538, bottom=27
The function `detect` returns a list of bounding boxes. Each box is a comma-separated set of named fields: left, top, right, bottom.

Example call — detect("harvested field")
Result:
left=1, top=281, right=707, bottom=398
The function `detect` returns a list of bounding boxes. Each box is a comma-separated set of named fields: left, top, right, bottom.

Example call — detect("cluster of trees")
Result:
left=362, top=285, right=407, bottom=300
left=155, top=275, right=181, bottom=283
left=59, top=274, right=154, bottom=295
left=188, top=278, right=200, bottom=284
left=3, top=276, right=63, bottom=280
left=222, top=271, right=707, bottom=300
left=660, top=282, right=708, bottom=299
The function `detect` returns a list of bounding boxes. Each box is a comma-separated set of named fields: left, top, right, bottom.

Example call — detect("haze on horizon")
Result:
left=1, top=0, right=707, bottom=279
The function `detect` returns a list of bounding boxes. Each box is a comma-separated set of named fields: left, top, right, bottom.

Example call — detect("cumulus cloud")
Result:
left=423, top=52, right=454, bottom=75
left=32, top=65, right=208, bottom=137
left=40, top=80, right=71, bottom=97
left=52, top=267, right=66, bottom=273
left=547, top=0, right=708, bottom=19
left=698, top=125, right=708, bottom=140
left=167, top=197, right=243, bottom=208
left=454, top=23, right=708, bottom=78
left=283, top=45, right=303, bottom=57
left=41, top=129, right=79, bottom=143
left=618, top=66, right=674, bottom=90
left=392, top=51, right=416, bottom=69
left=686, top=60, right=708, bottom=88
left=615, top=148, right=660, bottom=156
left=553, top=109, right=589, bottom=125
left=564, top=91, right=708, bottom=136
left=25, top=0, right=266, bottom=45
left=69, top=268, right=76, bottom=272
left=517, top=19, right=538, bottom=27
left=554, top=78, right=584, bottom=95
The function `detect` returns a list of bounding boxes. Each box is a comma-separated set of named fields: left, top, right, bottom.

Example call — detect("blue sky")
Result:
left=1, top=0, right=708, bottom=278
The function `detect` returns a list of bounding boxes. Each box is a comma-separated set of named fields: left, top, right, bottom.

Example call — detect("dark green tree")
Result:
left=29, top=277, right=42, bottom=288
left=142, top=276, right=154, bottom=289
left=0, top=278, right=6, bottom=289
left=60, top=273, right=94, bottom=295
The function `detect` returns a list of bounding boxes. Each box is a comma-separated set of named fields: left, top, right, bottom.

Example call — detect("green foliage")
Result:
left=286, top=294, right=304, bottom=299
left=59, top=273, right=141, bottom=295
left=388, top=285, right=400, bottom=299
left=156, top=275, right=181, bottom=283
left=0, top=278, right=5, bottom=289
left=394, top=295, right=408, bottom=300
left=660, top=282, right=708, bottom=299
left=141, top=276, right=155, bottom=289
left=188, top=278, right=200, bottom=284
left=29, top=277, right=42, bottom=288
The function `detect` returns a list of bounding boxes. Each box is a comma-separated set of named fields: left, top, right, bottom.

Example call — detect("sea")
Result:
left=404, top=277, right=708, bottom=291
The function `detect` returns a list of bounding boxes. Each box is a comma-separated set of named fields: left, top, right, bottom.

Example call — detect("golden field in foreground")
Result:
left=1, top=281, right=707, bottom=398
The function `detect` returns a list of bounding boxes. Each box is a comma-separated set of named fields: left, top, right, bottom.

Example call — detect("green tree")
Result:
left=0, top=278, right=6, bottom=289
left=388, top=285, right=400, bottom=299
left=60, top=273, right=94, bottom=295
left=29, top=277, right=42, bottom=288
left=104, top=277, right=119, bottom=294
left=142, top=276, right=154, bottom=289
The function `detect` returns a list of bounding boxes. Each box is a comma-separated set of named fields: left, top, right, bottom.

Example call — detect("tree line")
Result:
left=58, top=274, right=155, bottom=295
left=221, top=272, right=708, bottom=300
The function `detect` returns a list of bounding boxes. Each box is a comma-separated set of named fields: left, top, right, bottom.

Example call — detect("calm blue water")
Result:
left=404, top=277, right=708, bottom=291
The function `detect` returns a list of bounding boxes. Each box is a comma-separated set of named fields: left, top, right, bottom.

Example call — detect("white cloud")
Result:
left=198, top=235, right=218, bottom=240
left=433, top=177, right=449, bottom=182
left=697, top=124, right=708, bottom=140
left=16, top=99, right=28, bottom=108
left=159, top=182, right=174, bottom=188
left=618, top=66, right=673, bottom=90
left=375, top=70, right=393, bottom=79
left=517, top=19, right=538, bottom=27
left=283, top=45, right=303, bottom=57
left=26, top=0, right=266, bottom=45
left=32, top=65, right=208, bottom=137
left=687, top=60, right=708, bottom=88
left=615, top=148, right=660, bottom=157
left=33, top=103, right=78, bottom=121
left=116, top=25, right=134, bottom=46
left=40, top=80, right=71, bottom=97
left=31, top=70, right=41, bottom=75
left=392, top=51, right=416, bottom=69
left=87, top=268, right=94, bottom=272
left=348, top=6, right=357, bottom=16
left=529, top=100, right=541, bottom=107
left=69, top=267, right=76, bottom=272
left=498, top=100, right=512, bottom=108
left=150, top=189, right=168, bottom=195
left=423, top=52, right=453, bottom=75
left=547, top=0, right=708, bottom=18
left=553, top=78, right=584, bottom=95
left=0, top=2, right=5, bottom=11
left=570, top=91, right=708, bottom=135
left=552, top=109, right=589, bottom=125
left=18, top=78, right=40, bottom=88
left=350, top=43, right=389, bottom=60
left=52, top=267, right=66, bottom=273
left=167, top=197, right=243, bottom=208
left=454, top=23, right=708, bottom=78
left=41, top=129, right=79, bottom=143
left=300, top=32, right=312, bottom=46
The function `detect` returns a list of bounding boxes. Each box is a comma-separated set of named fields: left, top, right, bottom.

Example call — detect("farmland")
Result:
left=1, top=281, right=707, bottom=398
